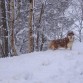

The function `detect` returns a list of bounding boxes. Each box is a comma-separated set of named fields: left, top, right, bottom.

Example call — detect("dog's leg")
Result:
left=67, top=42, right=73, bottom=50
left=50, top=45, right=55, bottom=50
left=70, top=46, right=72, bottom=50
left=65, top=45, right=67, bottom=49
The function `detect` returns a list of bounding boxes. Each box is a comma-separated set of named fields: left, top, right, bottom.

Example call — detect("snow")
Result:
left=0, top=42, right=83, bottom=83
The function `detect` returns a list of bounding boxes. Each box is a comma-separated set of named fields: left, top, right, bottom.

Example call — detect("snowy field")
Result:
left=0, top=41, right=83, bottom=83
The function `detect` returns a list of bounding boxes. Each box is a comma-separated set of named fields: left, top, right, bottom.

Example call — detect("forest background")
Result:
left=0, top=0, right=83, bottom=57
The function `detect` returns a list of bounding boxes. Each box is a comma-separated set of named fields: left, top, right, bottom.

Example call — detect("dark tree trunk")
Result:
left=28, top=0, right=34, bottom=53
left=1, top=0, right=8, bottom=57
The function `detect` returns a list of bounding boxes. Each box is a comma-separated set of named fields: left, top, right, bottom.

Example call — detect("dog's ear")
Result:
left=29, top=0, right=32, bottom=3
left=71, top=31, right=74, bottom=35
left=67, top=31, right=74, bottom=36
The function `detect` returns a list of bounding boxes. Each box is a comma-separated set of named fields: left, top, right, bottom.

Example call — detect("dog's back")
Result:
left=49, top=37, right=69, bottom=50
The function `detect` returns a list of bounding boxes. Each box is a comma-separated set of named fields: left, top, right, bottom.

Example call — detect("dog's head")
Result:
left=67, top=31, right=74, bottom=42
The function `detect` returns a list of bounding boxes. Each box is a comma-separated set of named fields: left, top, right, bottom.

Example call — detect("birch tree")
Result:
left=10, top=0, right=17, bottom=56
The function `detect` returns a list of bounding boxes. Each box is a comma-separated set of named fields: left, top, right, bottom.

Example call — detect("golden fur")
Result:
left=49, top=31, right=74, bottom=50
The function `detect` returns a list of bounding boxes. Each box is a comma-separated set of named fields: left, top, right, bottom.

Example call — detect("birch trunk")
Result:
left=36, top=3, right=44, bottom=51
left=10, top=0, right=17, bottom=56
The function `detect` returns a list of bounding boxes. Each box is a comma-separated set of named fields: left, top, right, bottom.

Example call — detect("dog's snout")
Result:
left=70, top=36, right=72, bottom=39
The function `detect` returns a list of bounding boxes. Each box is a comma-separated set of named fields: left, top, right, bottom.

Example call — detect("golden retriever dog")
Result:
left=49, top=31, right=74, bottom=50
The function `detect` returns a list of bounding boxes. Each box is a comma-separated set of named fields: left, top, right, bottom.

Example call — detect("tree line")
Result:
left=0, top=0, right=83, bottom=57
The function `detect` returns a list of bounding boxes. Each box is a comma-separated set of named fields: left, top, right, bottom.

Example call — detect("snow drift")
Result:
left=0, top=42, right=83, bottom=83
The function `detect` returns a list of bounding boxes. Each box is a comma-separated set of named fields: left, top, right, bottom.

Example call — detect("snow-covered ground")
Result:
left=0, top=41, right=83, bottom=83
